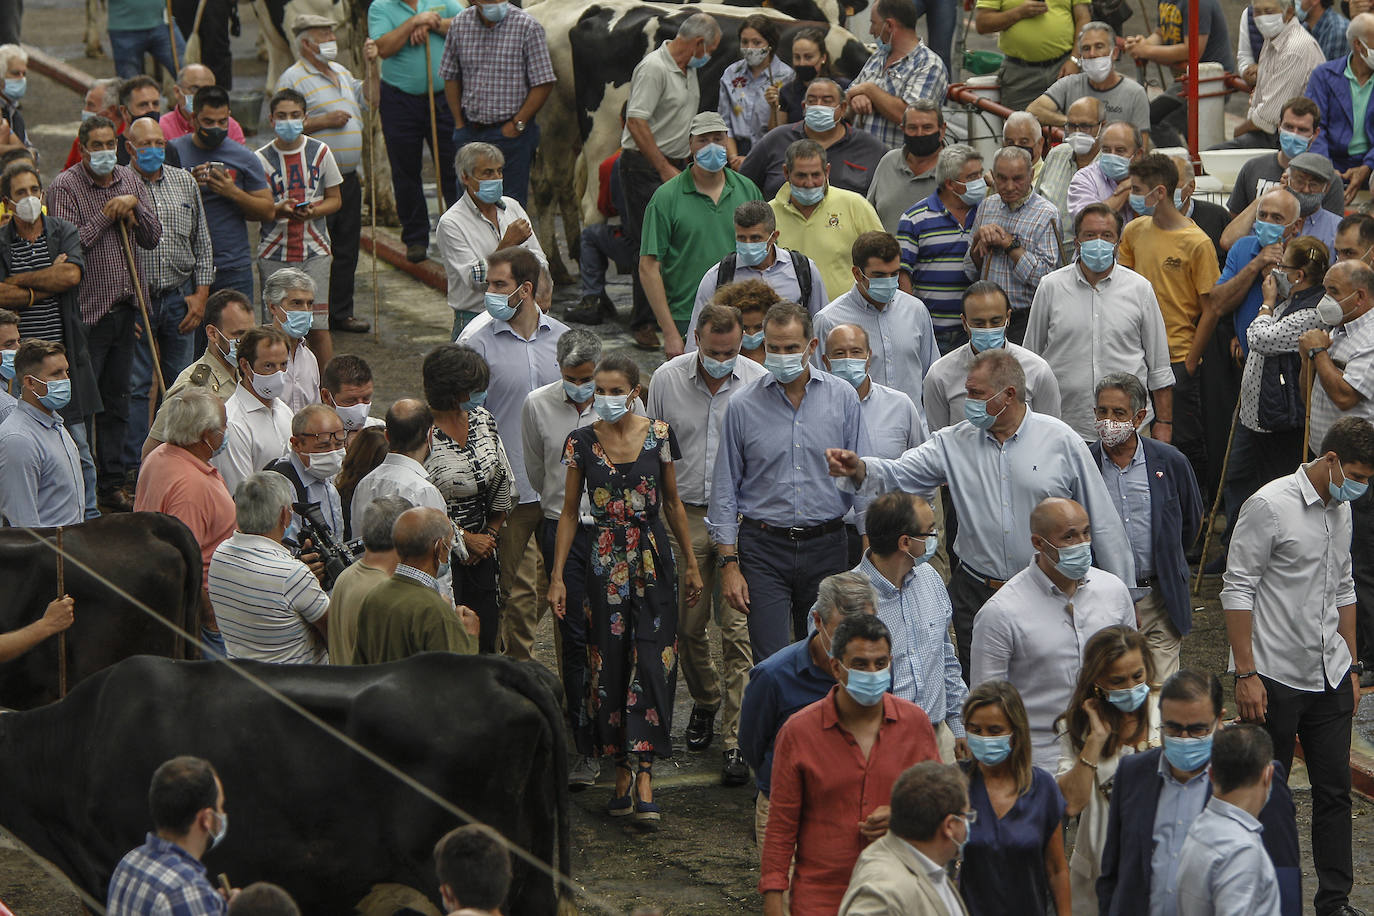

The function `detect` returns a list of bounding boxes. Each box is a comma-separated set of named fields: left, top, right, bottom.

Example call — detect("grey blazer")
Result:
left=838, top=831, right=970, bottom=916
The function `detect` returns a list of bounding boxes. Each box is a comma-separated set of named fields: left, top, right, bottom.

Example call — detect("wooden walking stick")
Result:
left=118, top=221, right=166, bottom=400
left=1192, top=394, right=1241, bottom=596
left=368, top=56, right=380, bottom=342
left=424, top=36, right=444, bottom=199
left=55, top=525, right=66, bottom=699
left=165, top=0, right=180, bottom=75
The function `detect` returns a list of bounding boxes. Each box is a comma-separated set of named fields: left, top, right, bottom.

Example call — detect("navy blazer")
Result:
left=1089, top=437, right=1203, bottom=635
left=1096, top=747, right=1301, bottom=916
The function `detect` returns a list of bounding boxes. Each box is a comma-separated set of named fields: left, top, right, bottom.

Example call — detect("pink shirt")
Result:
left=159, top=106, right=247, bottom=144
left=760, top=686, right=940, bottom=915
left=133, top=442, right=237, bottom=583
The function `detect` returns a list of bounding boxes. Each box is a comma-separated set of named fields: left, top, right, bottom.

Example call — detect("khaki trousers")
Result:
left=499, top=501, right=549, bottom=661
left=1135, top=587, right=1181, bottom=682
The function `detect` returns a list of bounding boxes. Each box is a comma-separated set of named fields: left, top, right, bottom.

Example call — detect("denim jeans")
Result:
left=578, top=222, right=635, bottom=299
left=380, top=80, right=458, bottom=248
left=66, top=419, right=100, bottom=520
left=195, top=263, right=253, bottom=354
left=452, top=121, right=540, bottom=208
left=85, top=306, right=136, bottom=493
left=108, top=24, right=185, bottom=79
left=737, top=525, right=848, bottom=661
left=124, top=284, right=196, bottom=469
left=912, top=0, right=956, bottom=74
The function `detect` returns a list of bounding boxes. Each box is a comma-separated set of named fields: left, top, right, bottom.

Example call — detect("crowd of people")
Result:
left=4, top=0, right=1374, bottom=912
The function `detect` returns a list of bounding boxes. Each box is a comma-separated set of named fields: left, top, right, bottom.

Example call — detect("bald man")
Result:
left=1034, top=96, right=1103, bottom=246
left=1213, top=188, right=1302, bottom=361
left=970, top=497, right=1137, bottom=771
left=1067, top=120, right=1144, bottom=221
left=352, top=507, right=479, bottom=663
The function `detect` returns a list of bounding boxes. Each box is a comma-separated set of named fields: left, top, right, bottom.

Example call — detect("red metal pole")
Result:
left=1188, top=0, right=1200, bottom=166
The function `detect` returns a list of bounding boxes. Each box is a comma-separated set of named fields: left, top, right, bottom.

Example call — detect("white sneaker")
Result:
left=569, top=754, right=599, bottom=790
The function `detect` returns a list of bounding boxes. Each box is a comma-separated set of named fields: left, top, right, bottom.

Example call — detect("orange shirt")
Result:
left=133, top=442, right=236, bottom=584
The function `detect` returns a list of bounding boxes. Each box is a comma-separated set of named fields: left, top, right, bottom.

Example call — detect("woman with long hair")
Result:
left=960, top=680, right=1070, bottom=916
left=336, top=426, right=388, bottom=540
left=1055, top=625, right=1158, bottom=915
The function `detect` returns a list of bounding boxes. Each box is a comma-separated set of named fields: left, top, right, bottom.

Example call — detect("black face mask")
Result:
left=197, top=126, right=228, bottom=149
left=793, top=64, right=818, bottom=83
left=904, top=132, right=941, bottom=158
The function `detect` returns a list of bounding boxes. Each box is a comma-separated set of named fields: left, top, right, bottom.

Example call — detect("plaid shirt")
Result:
left=1308, top=6, right=1350, bottom=61
left=960, top=191, right=1062, bottom=311
left=439, top=5, right=555, bottom=125
left=851, top=42, right=949, bottom=149
left=46, top=162, right=162, bottom=326
left=138, top=164, right=214, bottom=293
left=106, top=833, right=226, bottom=916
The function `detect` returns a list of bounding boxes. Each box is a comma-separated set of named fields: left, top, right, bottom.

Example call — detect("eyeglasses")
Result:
left=911, top=529, right=940, bottom=539
left=1064, top=121, right=1100, bottom=133
left=1161, top=721, right=1214, bottom=739
left=961, top=809, right=978, bottom=824
left=299, top=430, right=348, bottom=445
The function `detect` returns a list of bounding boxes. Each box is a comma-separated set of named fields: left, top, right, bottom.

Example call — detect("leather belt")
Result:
left=1003, top=53, right=1066, bottom=68
left=959, top=562, right=1006, bottom=591
left=683, top=502, right=708, bottom=509
left=621, top=148, right=688, bottom=170
left=742, top=516, right=845, bottom=541
left=1137, top=576, right=1158, bottom=590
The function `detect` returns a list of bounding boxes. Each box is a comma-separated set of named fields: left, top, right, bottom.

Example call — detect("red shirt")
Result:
left=133, top=442, right=236, bottom=584
left=760, top=686, right=939, bottom=915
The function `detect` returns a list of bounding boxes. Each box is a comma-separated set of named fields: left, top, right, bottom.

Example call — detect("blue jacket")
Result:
left=1306, top=55, right=1374, bottom=172
left=1096, top=747, right=1301, bottom=916
left=1088, top=437, right=1203, bottom=636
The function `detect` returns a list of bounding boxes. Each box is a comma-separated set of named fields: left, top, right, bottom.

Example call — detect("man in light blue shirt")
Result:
left=709, top=301, right=870, bottom=660
left=1175, top=725, right=1281, bottom=916
left=855, top=490, right=966, bottom=764
left=0, top=338, right=84, bottom=527
left=827, top=347, right=1134, bottom=678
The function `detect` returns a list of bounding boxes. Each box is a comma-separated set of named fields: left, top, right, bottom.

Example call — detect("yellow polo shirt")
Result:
left=976, top=0, right=1088, bottom=62
left=770, top=185, right=884, bottom=304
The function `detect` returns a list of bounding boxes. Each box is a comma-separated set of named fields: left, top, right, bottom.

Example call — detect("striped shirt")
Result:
left=275, top=60, right=366, bottom=173
left=897, top=190, right=977, bottom=329
left=850, top=43, right=950, bottom=149
left=438, top=4, right=556, bottom=125
left=10, top=234, right=62, bottom=341
left=46, top=162, right=163, bottom=326
left=208, top=531, right=330, bottom=664
left=138, top=164, right=214, bottom=293
left=256, top=137, right=342, bottom=262
left=425, top=407, right=516, bottom=532
left=106, top=833, right=225, bottom=916
left=960, top=191, right=1063, bottom=311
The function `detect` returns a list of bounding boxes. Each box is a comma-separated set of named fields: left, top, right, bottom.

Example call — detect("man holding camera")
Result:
left=262, top=403, right=349, bottom=589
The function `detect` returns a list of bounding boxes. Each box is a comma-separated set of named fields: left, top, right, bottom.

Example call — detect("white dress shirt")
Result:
left=842, top=410, right=1136, bottom=585
left=1307, top=306, right=1374, bottom=451
left=645, top=351, right=768, bottom=506
left=907, top=842, right=966, bottom=916
left=922, top=342, right=1061, bottom=432
left=214, top=384, right=293, bottom=495
left=1023, top=262, right=1173, bottom=440
left=350, top=452, right=448, bottom=527
left=1220, top=467, right=1356, bottom=691
left=971, top=560, right=1137, bottom=771
left=282, top=336, right=321, bottom=414
left=435, top=193, right=548, bottom=314
left=1175, top=797, right=1281, bottom=916
left=814, top=286, right=938, bottom=420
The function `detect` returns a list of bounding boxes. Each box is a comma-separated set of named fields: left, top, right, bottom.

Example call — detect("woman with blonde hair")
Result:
left=1055, top=625, right=1158, bottom=915
left=959, top=680, right=1070, bottom=916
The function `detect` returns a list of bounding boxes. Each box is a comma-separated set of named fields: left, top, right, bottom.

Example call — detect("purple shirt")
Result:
left=1067, top=161, right=1120, bottom=222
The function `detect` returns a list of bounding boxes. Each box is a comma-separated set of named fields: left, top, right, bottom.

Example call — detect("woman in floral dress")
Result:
left=548, top=352, right=703, bottom=826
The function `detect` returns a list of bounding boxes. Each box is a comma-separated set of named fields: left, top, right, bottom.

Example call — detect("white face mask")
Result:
left=1253, top=12, right=1285, bottom=38
left=316, top=40, right=338, bottom=61
left=303, top=446, right=344, bottom=480
left=251, top=368, right=288, bottom=401
left=1080, top=54, right=1113, bottom=82
left=333, top=401, right=371, bottom=431
left=12, top=195, right=40, bottom=223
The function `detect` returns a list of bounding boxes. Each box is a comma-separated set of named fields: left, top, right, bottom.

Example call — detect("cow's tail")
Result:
left=159, top=513, right=204, bottom=660
left=496, top=660, right=575, bottom=915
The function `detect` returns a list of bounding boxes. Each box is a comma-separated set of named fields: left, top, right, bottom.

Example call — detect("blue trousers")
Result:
left=578, top=222, right=635, bottom=299
left=913, top=0, right=956, bottom=75
left=737, top=525, right=848, bottom=661
left=538, top=517, right=594, bottom=755
left=195, top=263, right=253, bottom=355
left=109, top=24, right=185, bottom=79
left=452, top=121, right=540, bottom=208
left=124, top=284, right=196, bottom=469
left=85, top=306, right=136, bottom=493
left=67, top=418, right=99, bottom=519
left=380, top=80, right=459, bottom=248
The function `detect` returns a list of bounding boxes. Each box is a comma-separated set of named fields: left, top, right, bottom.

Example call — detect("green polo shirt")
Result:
left=368, top=0, right=463, bottom=96
left=640, top=167, right=763, bottom=321
left=1347, top=56, right=1374, bottom=158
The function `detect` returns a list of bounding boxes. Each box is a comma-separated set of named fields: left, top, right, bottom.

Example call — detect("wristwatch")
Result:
left=718, top=554, right=740, bottom=569
left=1007, top=235, right=1023, bottom=251
left=513, top=119, right=527, bottom=133
left=1309, top=345, right=1329, bottom=359
left=1351, top=661, right=1365, bottom=677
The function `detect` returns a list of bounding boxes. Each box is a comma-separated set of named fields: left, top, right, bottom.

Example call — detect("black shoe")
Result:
left=565, top=293, right=616, bottom=325
left=405, top=243, right=429, bottom=263
left=721, top=748, right=749, bottom=787
left=331, top=317, right=371, bottom=333
left=1326, top=907, right=1368, bottom=916
left=1201, top=554, right=1227, bottom=576
left=685, top=704, right=716, bottom=751
left=98, top=487, right=134, bottom=514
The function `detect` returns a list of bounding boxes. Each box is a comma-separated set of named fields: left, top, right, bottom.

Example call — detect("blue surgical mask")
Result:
left=1329, top=461, right=1369, bottom=502
left=4, top=77, right=25, bottom=100
left=700, top=354, right=736, bottom=379
left=87, top=149, right=118, bottom=176
left=790, top=182, right=825, bottom=206
left=841, top=665, right=890, bottom=706
left=207, top=429, right=228, bottom=458
left=563, top=378, right=595, bottom=402
left=212, top=328, right=237, bottom=367
left=208, top=811, right=228, bottom=849
left=1129, top=193, right=1154, bottom=216
left=966, top=733, right=1012, bottom=766
left=279, top=309, right=312, bottom=339
left=1078, top=238, right=1116, bottom=273
left=476, top=179, right=503, bottom=204
left=1253, top=218, right=1286, bottom=247
left=1279, top=129, right=1310, bottom=159
left=1045, top=539, right=1093, bottom=580
left=803, top=105, right=837, bottom=132
left=764, top=350, right=807, bottom=383
left=0, top=348, right=13, bottom=380
left=963, top=391, right=1007, bottom=430
left=135, top=146, right=166, bottom=172
left=736, top=239, right=769, bottom=266
left=1105, top=681, right=1150, bottom=712
left=594, top=393, right=630, bottom=422
left=460, top=390, right=487, bottom=412
left=874, top=26, right=892, bottom=57
left=80, top=110, right=96, bottom=122
left=968, top=326, right=1006, bottom=352
left=956, top=177, right=987, bottom=206
left=905, top=534, right=938, bottom=567
left=484, top=289, right=519, bottom=321
left=695, top=142, right=728, bottom=172
left=1174, top=189, right=1185, bottom=210
left=828, top=357, right=867, bottom=388
left=864, top=273, right=899, bottom=304
left=436, top=541, right=453, bottom=581
left=478, top=0, right=508, bottom=22
left=33, top=376, right=71, bottom=411
left=274, top=118, right=304, bottom=143
left=688, top=51, right=711, bottom=69
left=741, top=330, right=765, bottom=350
left=1163, top=732, right=1213, bottom=771
left=1098, top=152, right=1130, bottom=181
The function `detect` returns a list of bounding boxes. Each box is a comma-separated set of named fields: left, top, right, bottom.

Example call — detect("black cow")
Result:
left=0, top=513, right=201, bottom=710
left=0, top=653, right=571, bottom=914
